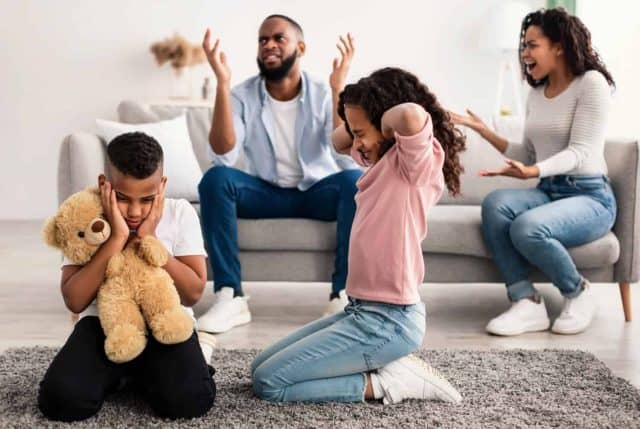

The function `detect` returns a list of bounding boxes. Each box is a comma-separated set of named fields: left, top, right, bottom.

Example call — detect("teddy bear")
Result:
left=43, top=187, right=194, bottom=363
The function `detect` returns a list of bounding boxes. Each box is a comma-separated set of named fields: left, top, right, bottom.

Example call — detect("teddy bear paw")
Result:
left=138, top=235, right=168, bottom=267
left=104, top=323, right=147, bottom=363
left=106, top=252, right=125, bottom=277
left=149, top=307, right=194, bottom=345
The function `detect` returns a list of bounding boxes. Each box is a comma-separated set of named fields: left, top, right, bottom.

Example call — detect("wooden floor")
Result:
left=1, top=220, right=638, bottom=387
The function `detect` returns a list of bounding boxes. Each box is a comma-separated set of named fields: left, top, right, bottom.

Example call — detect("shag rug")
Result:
left=1, top=347, right=639, bottom=428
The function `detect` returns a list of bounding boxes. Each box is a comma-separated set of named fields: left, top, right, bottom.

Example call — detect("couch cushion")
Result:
left=439, top=133, right=537, bottom=205
left=226, top=205, right=619, bottom=269
left=423, top=206, right=620, bottom=269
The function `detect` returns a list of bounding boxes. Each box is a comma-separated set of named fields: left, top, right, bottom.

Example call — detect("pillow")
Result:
left=96, top=115, right=202, bottom=202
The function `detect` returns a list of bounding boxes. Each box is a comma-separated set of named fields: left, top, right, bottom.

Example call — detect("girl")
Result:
left=452, top=8, right=616, bottom=336
left=251, top=67, right=465, bottom=404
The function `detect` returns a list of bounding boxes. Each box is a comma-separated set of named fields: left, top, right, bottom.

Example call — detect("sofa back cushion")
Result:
left=439, top=132, right=536, bottom=205
left=117, top=100, right=245, bottom=173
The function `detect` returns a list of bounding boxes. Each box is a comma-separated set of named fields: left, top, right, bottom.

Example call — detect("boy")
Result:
left=38, top=132, right=216, bottom=422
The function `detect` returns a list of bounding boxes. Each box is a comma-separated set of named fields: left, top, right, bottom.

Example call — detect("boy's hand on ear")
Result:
left=101, top=182, right=129, bottom=244
left=136, top=180, right=166, bottom=239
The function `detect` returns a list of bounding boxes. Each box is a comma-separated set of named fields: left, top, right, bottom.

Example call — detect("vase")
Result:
left=169, top=67, right=192, bottom=99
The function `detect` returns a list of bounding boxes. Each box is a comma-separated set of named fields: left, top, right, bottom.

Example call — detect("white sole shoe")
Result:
left=199, top=310, right=251, bottom=334
left=486, top=318, right=550, bottom=336
left=551, top=284, right=596, bottom=335
left=485, top=297, right=551, bottom=337
left=378, top=354, right=462, bottom=404
left=322, top=290, right=349, bottom=317
left=197, top=287, right=252, bottom=334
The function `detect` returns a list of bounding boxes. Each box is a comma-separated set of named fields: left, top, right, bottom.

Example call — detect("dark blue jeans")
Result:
left=198, top=166, right=361, bottom=297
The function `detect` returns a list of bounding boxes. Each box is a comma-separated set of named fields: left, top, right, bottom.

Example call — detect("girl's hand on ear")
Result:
left=332, top=124, right=354, bottom=154
left=479, top=159, right=539, bottom=179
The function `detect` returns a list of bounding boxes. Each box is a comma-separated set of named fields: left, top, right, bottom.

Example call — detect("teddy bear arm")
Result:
left=138, top=271, right=193, bottom=345
left=106, top=252, right=125, bottom=277
left=97, top=283, right=147, bottom=363
left=138, top=235, right=168, bottom=267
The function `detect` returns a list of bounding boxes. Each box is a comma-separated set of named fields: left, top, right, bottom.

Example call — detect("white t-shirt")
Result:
left=268, top=93, right=304, bottom=188
left=62, top=198, right=206, bottom=320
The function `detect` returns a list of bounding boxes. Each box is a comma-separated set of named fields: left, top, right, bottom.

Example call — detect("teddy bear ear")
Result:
left=42, top=216, right=59, bottom=248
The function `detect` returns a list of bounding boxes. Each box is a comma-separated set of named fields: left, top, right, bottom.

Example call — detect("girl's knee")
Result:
left=251, top=365, right=283, bottom=402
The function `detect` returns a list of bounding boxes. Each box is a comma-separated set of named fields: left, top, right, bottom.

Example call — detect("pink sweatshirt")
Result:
left=346, top=115, right=445, bottom=305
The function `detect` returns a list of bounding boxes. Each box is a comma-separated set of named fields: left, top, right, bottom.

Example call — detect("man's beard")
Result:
left=257, top=51, right=297, bottom=82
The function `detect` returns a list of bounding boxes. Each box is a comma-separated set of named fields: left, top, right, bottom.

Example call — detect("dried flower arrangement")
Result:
left=150, top=34, right=206, bottom=70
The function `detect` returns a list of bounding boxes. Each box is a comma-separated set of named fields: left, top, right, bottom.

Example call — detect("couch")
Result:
left=57, top=101, right=638, bottom=322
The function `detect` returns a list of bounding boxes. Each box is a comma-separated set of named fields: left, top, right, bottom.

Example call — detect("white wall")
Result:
left=578, top=0, right=640, bottom=140
left=3, top=0, right=636, bottom=220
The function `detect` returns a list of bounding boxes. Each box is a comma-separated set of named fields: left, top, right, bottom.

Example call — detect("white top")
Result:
left=504, top=70, right=612, bottom=178
left=268, top=93, right=304, bottom=188
left=62, top=198, right=206, bottom=320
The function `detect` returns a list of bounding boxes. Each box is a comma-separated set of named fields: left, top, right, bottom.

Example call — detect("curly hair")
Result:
left=337, top=67, right=466, bottom=196
left=519, top=7, right=614, bottom=88
left=107, top=132, right=163, bottom=179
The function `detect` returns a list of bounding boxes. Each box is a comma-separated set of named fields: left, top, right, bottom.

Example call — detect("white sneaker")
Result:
left=322, top=290, right=348, bottom=317
left=551, top=282, right=596, bottom=335
left=197, top=287, right=251, bottom=334
left=197, top=331, right=217, bottom=365
left=486, top=297, right=550, bottom=336
left=376, top=354, right=462, bottom=404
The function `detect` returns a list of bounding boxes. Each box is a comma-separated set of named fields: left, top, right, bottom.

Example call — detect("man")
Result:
left=197, top=14, right=361, bottom=333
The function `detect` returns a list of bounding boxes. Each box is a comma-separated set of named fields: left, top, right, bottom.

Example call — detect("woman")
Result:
left=452, top=7, right=616, bottom=336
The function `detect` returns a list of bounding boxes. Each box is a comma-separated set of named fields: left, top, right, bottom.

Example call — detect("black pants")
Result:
left=38, top=317, right=216, bottom=422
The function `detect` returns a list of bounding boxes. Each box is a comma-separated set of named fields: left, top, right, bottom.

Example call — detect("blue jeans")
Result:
left=251, top=298, right=426, bottom=402
left=482, top=175, right=617, bottom=301
left=198, top=166, right=361, bottom=296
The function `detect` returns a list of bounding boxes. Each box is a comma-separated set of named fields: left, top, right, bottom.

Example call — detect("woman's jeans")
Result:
left=481, top=175, right=617, bottom=301
left=251, top=298, right=426, bottom=402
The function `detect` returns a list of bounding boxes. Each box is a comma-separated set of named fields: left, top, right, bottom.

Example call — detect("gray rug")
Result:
left=1, top=347, right=639, bottom=428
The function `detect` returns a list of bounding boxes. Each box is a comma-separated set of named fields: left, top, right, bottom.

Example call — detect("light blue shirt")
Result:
left=210, top=71, right=359, bottom=191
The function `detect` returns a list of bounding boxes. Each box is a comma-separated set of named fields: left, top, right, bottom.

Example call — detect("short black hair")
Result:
left=106, top=132, right=163, bottom=179
left=263, top=14, right=304, bottom=39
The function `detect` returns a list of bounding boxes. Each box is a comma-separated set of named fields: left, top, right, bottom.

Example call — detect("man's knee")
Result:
left=38, top=376, right=102, bottom=422
left=336, top=169, right=362, bottom=192
left=147, top=378, right=216, bottom=419
left=198, top=166, right=237, bottom=197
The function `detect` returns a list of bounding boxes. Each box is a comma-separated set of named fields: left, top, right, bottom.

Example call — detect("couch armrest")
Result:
left=58, top=133, right=106, bottom=204
left=605, top=139, right=640, bottom=283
